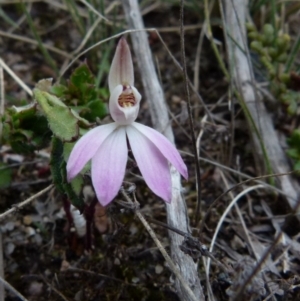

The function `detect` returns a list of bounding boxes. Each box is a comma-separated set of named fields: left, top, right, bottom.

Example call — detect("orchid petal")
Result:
left=67, top=123, right=118, bottom=181
left=91, top=127, right=127, bottom=206
left=109, top=85, right=141, bottom=125
left=108, top=38, right=134, bottom=93
left=131, top=122, right=188, bottom=179
left=126, top=125, right=172, bottom=202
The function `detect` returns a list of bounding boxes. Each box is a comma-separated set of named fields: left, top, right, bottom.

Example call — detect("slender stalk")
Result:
left=180, top=0, right=202, bottom=226
left=0, top=276, right=28, bottom=301
left=0, top=184, right=54, bottom=221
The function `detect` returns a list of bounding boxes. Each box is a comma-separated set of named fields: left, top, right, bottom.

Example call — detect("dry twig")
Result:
left=0, top=184, right=54, bottom=221
left=223, top=0, right=299, bottom=213
left=0, top=276, right=29, bottom=301
left=122, top=1, right=204, bottom=300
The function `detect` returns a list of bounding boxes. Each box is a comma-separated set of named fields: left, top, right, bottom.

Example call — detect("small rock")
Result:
left=23, top=215, right=32, bottom=226
left=25, top=227, right=35, bottom=237
left=5, top=242, right=15, bottom=256
left=28, top=281, right=43, bottom=296
left=114, top=258, right=120, bottom=265
left=155, top=264, right=163, bottom=274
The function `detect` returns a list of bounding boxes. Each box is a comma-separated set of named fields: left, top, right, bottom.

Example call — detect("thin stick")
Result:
left=0, top=30, right=72, bottom=59
left=120, top=189, right=198, bottom=301
left=0, top=184, right=53, bottom=221
left=180, top=0, right=202, bottom=226
left=78, top=0, right=112, bottom=25
left=0, top=58, right=32, bottom=97
left=71, top=16, right=102, bottom=55
left=0, top=276, right=29, bottom=301
left=39, top=275, right=70, bottom=301
left=121, top=2, right=204, bottom=299
left=206, top=184, right=264, bottom=276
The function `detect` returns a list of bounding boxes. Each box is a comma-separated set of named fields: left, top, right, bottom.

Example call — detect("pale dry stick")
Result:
left=0, top=58, right=32, bottom=97
left=223, top=0, right=300, bottom=212
left=40, top=275, right=70, bottom=301
left=140, top=1, right=161, bottom=16
left=220, top=172, right=257, bottom=257
left=157, top=24, right=202, bottom=33
left=0, top=184, right=53, bottom=221
left=43, top=0, right=88, bottom=18
left=196, top=115, right=207, bottom=161
left=206, top=184, right=265, bottom=276
left=71, top=16, right=103, bottom=56
left=66, top=267, right=139, bottom=286
left=7, top=3, right=29, bottom=34
left=180, top=0, right=202, bottom=227
left=120, top=189, right=198, bottom=301
left=193, top=23, right=205, bottom=91
left=37, top=18, right=70, bottom=36
left=72, top=0, right=119, bottom=55
left=122, top=1, right=204, bottom=300
left=0, top=276, right=29, bottom=301
left=0, top=30, right=72, bottom=59
left=0, top=0, right=39, bottom=3
left=78, top=0, right=112, bottom=25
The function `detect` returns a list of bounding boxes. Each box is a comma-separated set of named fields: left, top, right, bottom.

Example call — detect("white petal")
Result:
left=132, top=122, right=188, bottom=179
left=126, top=125, right=172, bottom=202
left=108, top=38, right=134, bottom=93
left=92, top=127, right=128, bottom=206
left=66, top=123, right=118, bottom=181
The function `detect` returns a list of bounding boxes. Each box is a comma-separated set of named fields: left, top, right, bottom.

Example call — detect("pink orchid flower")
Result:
left=67, top=38, right=187, bottom=206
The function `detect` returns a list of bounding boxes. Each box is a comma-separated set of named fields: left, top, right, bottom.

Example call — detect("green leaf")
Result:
left=4, top=103, right=51, bottom=153
left=293, top=161, right=300, bottom=172
left=70, top=175, right=84, bottom=196
left=34, top=88, right=80, bottom=142
left=286, top=148, right=299, bottom=160
left=68, top=63, right=97, bottom=105
left=80, top=99, right=107, bottom=122
left=287, top=129, right=300, bottom=148
left=50, top=84, right=68, bottom=98
left=70, top=62, right=94, bottom=86
left=50, top=137, right=65, bottom=193
left=0, top=163, right=12, bottom=189
left=50, top=137, right=85, bottom=210
left=61, top=161, right=85, bottom=210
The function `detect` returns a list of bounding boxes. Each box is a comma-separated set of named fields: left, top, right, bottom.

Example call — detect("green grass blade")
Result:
left=285, top=33, right=300, bottom=73
left=22, top=3, right=58, bottom=74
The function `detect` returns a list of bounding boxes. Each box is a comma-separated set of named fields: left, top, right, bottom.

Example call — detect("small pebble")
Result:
left=155, top=264, right=163, bottom=274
